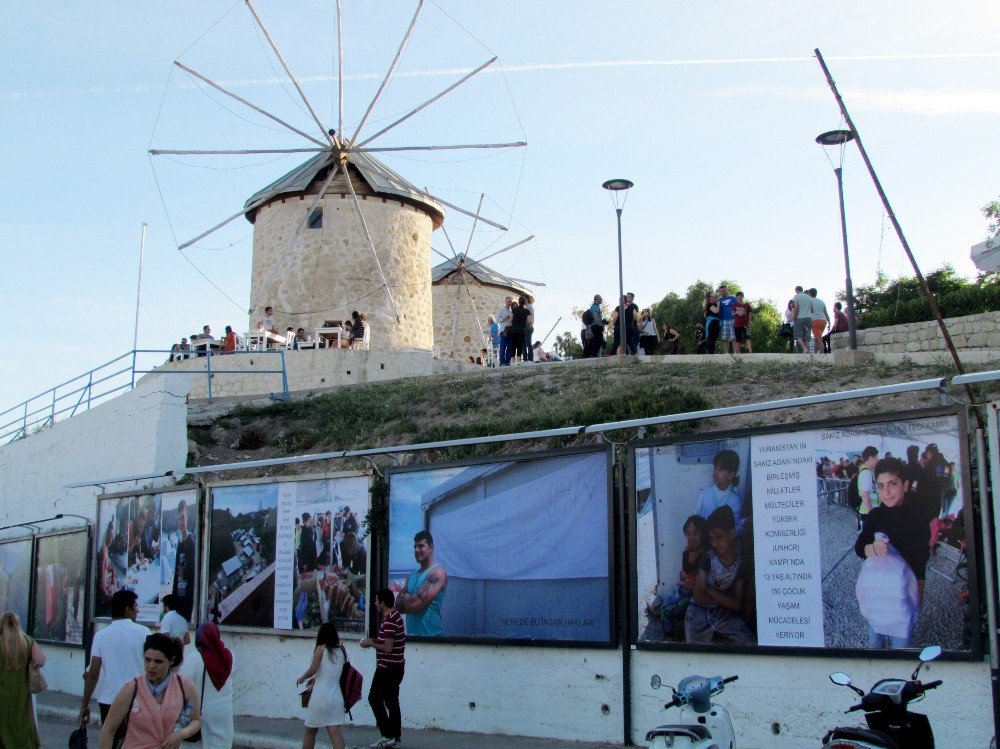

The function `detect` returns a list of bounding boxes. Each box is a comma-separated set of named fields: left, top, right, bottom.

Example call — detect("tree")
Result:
left=847, top=264, right=1000, bottom=328
left=983, top=195, right=1000, bottom=241
left=649, top=280, right=785, bottom=353
left=553, top=330, right=583, bottom=360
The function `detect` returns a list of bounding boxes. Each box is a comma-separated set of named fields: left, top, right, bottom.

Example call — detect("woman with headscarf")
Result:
left=0, top=611, right=45, bottom=749
left=99, top=633, right=201, bottom=749
left=179, top=623, right=234, bottom=749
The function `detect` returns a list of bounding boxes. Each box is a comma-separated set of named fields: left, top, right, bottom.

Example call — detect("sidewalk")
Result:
left=38, top=690, right=629, bottom=749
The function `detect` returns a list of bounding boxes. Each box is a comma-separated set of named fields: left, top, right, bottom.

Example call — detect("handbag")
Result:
left=68, top=722, right=88, bottom=749
left=339, top=646, right=363, bottom=719
left=778, top=322, right=793, bottom=338
left=300, top=678, right=314, bottom=708
left=28, top=660, right=47, bottom=693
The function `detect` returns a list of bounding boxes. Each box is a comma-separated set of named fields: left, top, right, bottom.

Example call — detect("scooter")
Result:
left=822, top=645, right=942, bottom=749
left=647, top=673, right=738, bottom=749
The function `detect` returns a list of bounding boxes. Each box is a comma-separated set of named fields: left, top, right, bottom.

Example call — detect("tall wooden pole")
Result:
left=814, top=48, right=984, bottom=429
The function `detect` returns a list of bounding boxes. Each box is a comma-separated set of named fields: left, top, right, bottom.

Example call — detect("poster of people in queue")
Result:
left=96, top=489, right=198, bottom=624
left=635, top=411, right=974, bottom=654
left=0, top=538, right=34, bottom=629
left=31, top=530, right=88, bottom=645
left=388, top=449, right=612, bottom=643
left=208, top=474, right=369, bottom=635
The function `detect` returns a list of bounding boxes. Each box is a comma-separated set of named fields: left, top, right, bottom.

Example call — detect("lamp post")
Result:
left=815, top=130, right=858, bottom=351
left=602, top=179, right=634, bottom=357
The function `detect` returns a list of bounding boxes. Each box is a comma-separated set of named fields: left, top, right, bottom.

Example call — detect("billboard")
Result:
left=388, top=448, right=613, bottom=643
left=31, top=530, right=89, bottom=645
left=208, top=474, right=370, bottom=635
left=634, top=410, right=976, bottom=655
left=96, top=488, right=199, bottom=624
left=0, top=537, right=33, bottom=627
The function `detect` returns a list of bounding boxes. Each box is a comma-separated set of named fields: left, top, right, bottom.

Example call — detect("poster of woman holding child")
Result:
left=635, top=409, right=976, bottom=655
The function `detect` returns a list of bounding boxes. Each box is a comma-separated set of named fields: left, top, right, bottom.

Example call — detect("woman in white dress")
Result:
left=296, top=623, right=345, bottom=749
left=178, top=622, right=234, bottom=749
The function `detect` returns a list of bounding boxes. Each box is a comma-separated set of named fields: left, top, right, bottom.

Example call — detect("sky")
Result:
left=1, top=1, right=997, bottom=409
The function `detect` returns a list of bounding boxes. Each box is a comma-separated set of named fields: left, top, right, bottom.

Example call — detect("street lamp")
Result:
left=602, top=178, right=634, bottom=357
left=815, top=129, right=858, bottom=351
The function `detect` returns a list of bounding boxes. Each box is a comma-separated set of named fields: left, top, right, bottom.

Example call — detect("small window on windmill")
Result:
left=307, top=208, right=323, bottom=229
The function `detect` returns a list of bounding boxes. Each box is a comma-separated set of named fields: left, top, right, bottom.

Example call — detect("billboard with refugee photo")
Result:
left=634, top=409, right=977, bottom=656
left=388, top=448, right=613, bottom=644
left=208, top=473, right=370, bottom=635
left=95, top=488, right=199, bottom=624
left=31, top=530, right=89, bottom=646
left=0, top=537, right=34, bottom=627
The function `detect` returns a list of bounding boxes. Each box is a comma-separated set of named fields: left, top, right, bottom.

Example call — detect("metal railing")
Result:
left=1, top=348, right=290, bottom=444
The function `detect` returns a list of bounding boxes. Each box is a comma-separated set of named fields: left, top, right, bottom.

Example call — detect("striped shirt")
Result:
left=376, top=609, right=405, bottom=670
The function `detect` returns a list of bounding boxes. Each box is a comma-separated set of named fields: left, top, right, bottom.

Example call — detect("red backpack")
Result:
left=339, top=646, right=364, bottom=719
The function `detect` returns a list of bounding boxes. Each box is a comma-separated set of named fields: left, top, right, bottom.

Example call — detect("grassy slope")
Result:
left=187, top=357, right=1000, bottom=477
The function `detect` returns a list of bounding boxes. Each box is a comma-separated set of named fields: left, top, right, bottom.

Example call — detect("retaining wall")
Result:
left=832, top=310, right=1000, bottom=353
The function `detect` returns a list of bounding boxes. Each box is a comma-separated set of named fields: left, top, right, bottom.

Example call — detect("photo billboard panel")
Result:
left=31, top=530, right=89, bottom=645
left=635, top=411, right=974, bottom=655
left=208, top=474, right=370, bottom=635
left=0, top=538, right=33, bottom=626
left=388, top=449, right=613, bottom=643
left=96, top=488, right=199, bottom=624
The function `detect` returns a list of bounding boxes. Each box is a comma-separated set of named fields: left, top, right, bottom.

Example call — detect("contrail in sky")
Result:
left=2, top=52, right=997, bottom=101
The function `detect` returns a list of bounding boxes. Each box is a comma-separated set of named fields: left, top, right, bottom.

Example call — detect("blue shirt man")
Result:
left=716, top=284, right=738, bottom=346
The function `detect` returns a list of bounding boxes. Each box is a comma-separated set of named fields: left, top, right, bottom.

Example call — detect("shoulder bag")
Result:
left=28, top=660, right=47, bottom=694
left=339, top=645, right=363, bottom=719
left=177, top=673, right=204, bottom=743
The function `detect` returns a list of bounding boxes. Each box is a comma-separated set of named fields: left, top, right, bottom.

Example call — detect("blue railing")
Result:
left=0, top=349, right=289, bottom=444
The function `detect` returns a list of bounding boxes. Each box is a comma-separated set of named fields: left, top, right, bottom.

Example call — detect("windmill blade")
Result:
left=471, top=235, right=534, bottom=265
left=539, top=317, right=562, bottom=346
left=350, top=0, right=424, bottom=145
left=342, top=167, right=402, bottom=322
left=464, top=194, right=485, bottom=256
left=431, top=246, right=453, bottom=262
left=439, top=224, right=459, bottom=260
left=505, top=276, right=546, bottom=287
left=244, top=0, right=335, bottom=147
left=352, top=142, right=526, bottom=153
left=448, top=268, right=464, bottom=355
left=422, top=191, right=508, bottom=231
left=177, top=207, right=250, bottom=251
left=252, top=162, right=342, bottom=310
left=336, top=0, right=343, bottom=137
left=461, top=269, right=491, bottom=352
left=173, top=61, right=328, bottom=148
left=150, top=148, right=327, bottom=156
left=355, top=57, right=498, bottom=148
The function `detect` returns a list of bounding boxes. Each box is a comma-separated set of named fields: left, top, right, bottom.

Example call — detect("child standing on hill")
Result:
left=685, top=506, right=754, bottom=645
left=646, top=515, right=710, bottom=639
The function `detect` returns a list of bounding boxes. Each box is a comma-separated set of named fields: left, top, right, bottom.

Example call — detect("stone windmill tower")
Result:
left=244, top=151, right=444, bottom=351
left=431, top=253, right=533, bottom=361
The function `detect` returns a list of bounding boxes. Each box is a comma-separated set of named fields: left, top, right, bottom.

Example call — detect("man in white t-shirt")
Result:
left=159, top=593, right=190, bottom=645
left=79, top=589, right=150, bottom=725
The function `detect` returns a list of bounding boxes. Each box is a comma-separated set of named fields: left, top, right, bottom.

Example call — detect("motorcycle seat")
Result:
left=823, top=725, right=899, bottom=748
left=646, top=724, right=712, bottom=742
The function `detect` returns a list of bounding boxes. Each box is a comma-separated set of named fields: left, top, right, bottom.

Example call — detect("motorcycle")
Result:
left=647, top=672, right=738, bottom=749
left=822, top=645, right=942, bottom=748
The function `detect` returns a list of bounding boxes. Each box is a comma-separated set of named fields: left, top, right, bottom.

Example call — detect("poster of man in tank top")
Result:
left=31, top=530, right=88, bottom=645
left=387, top=448, right=613, bottom=643
left=207, top=473, right=369, bottom=636
left=634, top=409, right=977, bottom=656
left=95, top=488, right=198, bottom=624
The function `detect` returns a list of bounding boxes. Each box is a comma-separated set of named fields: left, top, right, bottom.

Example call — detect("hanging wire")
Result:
left=174, top=0, right=242, bottom=60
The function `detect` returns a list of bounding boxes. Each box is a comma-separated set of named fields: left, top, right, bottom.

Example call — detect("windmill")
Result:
left=149, top=0, right=526, bottom=352
left=429, top=195, right=545, bottom=362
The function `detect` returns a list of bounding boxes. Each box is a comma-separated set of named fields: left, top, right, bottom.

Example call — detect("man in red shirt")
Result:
left=360, top=588, right=406, bottom=748
left=732, top=292, right=753, bottom=354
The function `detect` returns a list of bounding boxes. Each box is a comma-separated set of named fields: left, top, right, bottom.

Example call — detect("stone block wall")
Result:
left=249, top=193, right=434, bottom=351
left=831, top=310, right=1000, bottom=353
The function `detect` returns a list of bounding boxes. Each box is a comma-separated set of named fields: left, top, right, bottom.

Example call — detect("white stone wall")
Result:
left=148, top=349, right=469, bottom=402
left=432, top=276, right=508, bottom=362
left=832, top=310, right=1000, bottom=353
left=249, top=193, right=434, bottom=351
left=0, top=375, right=190, bottom=693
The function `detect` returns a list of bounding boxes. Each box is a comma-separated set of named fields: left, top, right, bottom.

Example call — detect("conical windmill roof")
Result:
left=431, top=252, right=532, bottom=302
left=243, top=150, right=445, bottom=228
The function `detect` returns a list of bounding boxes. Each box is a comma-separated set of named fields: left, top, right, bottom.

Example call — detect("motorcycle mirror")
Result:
left=829, top=672, right=853, bottom=686
left=919, top=645, right=942, bottom=663
left=650, top=675, right=662, bottom=690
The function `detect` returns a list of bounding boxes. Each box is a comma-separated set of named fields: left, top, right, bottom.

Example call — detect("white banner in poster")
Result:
left=274, top=482, right=297, bottom=629
left=751, top=433, right=824, bottom=647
